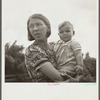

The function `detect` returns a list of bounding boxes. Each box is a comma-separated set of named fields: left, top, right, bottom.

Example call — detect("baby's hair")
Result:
left=58, top=21, right=74, bottom=31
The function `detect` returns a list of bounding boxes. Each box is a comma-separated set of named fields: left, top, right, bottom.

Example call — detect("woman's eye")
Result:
left=36, top=23, right=42, bottom=26
left=29, top=25, right=34, bottom=28
left=59, top=31, right=63, bottom=33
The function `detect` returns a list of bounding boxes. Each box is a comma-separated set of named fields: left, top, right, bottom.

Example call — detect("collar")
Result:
left=62, top=39, right=74, bottom=46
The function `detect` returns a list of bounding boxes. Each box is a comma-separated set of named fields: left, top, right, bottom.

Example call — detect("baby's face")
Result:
left=58, top=24, right=74, bottom=42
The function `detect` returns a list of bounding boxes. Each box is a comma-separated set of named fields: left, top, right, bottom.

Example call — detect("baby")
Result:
left=53, top=21, right=83, bottom=82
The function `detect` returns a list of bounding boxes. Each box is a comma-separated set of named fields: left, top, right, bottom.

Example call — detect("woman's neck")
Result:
left=35, top=39, right=48, bottom=48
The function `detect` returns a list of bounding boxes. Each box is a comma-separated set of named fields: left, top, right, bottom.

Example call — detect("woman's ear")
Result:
left=58, top=32, right=60, bottom=36
left=47, top=28, right=49, bottom=32
left=73, top=31, right=75, bottom=35
left=46, top=28, right=50, bottom=37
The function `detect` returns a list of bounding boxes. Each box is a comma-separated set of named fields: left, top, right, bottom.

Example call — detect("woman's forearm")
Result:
left=39, top=62, right=64, bottom=82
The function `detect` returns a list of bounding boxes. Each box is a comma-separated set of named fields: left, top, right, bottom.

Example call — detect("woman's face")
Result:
left=29, top=18, right=48, bottom=41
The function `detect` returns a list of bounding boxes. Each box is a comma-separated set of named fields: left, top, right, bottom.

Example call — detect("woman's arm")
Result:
left=25, top=46, right=64, bottom=82
left=39, top=62, right=64, bottom=82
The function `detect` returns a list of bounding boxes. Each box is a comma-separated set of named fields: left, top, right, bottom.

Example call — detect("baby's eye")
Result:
left=36, top=23, right=42, bottom=26
left=65, top=30, right=70, bottom=32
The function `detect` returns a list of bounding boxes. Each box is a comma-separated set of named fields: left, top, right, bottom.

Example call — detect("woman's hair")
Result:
left=27, top=14, right=51, bottom=41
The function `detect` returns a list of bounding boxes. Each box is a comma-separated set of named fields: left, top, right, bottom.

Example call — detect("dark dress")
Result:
left=25, top=42, right=57, bottom=82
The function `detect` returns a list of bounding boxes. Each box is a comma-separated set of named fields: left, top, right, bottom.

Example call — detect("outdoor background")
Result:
left=2, top=0, right=98, bottom=100
left=3, top=0, right=98, bottom=58
left=3, top=0, right=98, bottom=82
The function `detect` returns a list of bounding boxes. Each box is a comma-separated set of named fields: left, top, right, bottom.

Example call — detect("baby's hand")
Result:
left=75, top=65, right=83, bottom=75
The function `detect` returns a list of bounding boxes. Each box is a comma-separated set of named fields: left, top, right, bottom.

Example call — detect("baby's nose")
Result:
left=63, top=31, right=67, bottom=34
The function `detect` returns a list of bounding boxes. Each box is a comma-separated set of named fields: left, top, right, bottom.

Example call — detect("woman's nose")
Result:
left=33, top=25, right=38, bottom=30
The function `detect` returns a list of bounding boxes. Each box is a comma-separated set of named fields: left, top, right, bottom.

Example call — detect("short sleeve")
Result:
left=71, top=40, right=81, bottom=51
left=25, top=45, right=48, bottom=71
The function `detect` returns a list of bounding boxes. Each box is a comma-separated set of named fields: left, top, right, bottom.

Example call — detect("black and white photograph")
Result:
left=2, top=0, right=98, bottom=100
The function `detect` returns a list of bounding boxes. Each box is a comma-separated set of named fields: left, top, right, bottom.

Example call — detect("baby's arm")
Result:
left=74, top=49, right=83, bottom=74
left=74, top=49, right=83, bottom=66
left=71, top=40, right=83, bottom=73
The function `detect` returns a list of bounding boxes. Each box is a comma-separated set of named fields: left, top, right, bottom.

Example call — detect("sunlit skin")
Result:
left=58, top=24, right=74, bottom=42
left=29, top=18, right=48, bottom=42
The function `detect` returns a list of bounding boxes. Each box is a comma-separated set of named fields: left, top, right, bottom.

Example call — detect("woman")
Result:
left=25, top=14, right=64, bottom=82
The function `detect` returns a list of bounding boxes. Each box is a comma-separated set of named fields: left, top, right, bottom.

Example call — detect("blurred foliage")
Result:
left=5, top=41, right=96, bottom=82
left=80, top=52, right=96, bottom=82
left=5, top=41, right=31, bottom=82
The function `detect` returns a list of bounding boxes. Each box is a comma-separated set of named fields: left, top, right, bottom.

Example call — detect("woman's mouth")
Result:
left=34, top=34, right=41, bottom=39
left=34, top=32, right=40, bottom=36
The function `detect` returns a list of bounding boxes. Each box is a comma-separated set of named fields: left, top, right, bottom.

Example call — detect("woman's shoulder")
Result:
left=48, top=40, right=62, bottom=50
left=25, top=43, right=41, bottom=56
left=48, top=42, right=56, bottom=50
